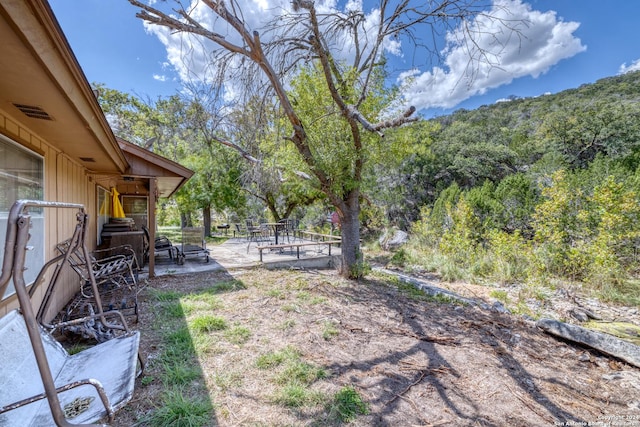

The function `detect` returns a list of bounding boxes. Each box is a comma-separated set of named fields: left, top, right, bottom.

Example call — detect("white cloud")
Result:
left=398, top=0, right=586, bottom=111
left=153, top=74, right=167, bottom=82
left=140, top=0, right=585, bottom=113
left=619, top=59, right=640, bottom=74
left=141, top=0, right=400, bottom=86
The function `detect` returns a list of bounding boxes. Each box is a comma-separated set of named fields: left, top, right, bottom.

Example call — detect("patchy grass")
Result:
left=137, top=387, right=214, bottom=427
left=328, top=386, right=369, bottom=423
left=115, top=268, right=639, bottom=426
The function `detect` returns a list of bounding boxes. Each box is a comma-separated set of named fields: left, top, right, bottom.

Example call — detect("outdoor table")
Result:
left=263, top=222, right=286, bottom=245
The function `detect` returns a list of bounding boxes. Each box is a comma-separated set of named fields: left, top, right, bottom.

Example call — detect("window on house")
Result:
left=0, top=134, right=44, bottom=299
left=122, top=195, right=148, bottom=230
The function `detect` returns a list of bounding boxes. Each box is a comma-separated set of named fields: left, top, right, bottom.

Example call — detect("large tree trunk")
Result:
left=338, top=191, right=362, bottom=279
left=203, top=205, right=212, bottom=237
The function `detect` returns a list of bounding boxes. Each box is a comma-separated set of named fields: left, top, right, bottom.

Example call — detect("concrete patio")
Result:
left=141, top=236, right=341, bottom=277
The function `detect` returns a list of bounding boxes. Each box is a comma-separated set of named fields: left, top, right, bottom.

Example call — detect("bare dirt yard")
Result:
left=114, top=267, right=640, bottom=426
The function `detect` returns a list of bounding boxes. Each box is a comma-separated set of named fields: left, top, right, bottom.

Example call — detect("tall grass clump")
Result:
left=139, top=387, right=214, bottom=427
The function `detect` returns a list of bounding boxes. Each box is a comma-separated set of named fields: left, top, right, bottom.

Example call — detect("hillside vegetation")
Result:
left=381, top=71, right=640, bottom=305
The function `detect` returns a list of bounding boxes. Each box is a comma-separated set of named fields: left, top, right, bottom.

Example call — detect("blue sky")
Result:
left=49, top=0, right=640, bottom=118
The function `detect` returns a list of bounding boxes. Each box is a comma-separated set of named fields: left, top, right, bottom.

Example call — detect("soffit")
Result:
left=0, top=1, right=127, bottom=174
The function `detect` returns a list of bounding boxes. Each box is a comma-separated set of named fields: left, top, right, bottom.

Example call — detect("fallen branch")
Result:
left=386, top=365, right=453, bottom=405
left=386, top=371, right=427, bottom=405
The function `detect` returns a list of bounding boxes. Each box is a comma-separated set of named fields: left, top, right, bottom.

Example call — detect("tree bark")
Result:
left=339, top=191, right=362, bottom=278
left=203, top=205, right=212, bottom=236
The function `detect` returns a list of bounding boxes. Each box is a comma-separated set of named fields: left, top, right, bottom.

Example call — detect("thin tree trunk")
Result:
left=181, top=213, right=191, bottom=228
left=203, top=205, right=212, bottom=236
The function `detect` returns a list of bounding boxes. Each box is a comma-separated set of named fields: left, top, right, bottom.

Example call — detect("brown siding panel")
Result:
left=0, top=118, right=95, bottom=320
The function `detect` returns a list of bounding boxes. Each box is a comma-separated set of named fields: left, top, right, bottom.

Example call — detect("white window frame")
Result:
left=0, top=133, right=45, bottom=300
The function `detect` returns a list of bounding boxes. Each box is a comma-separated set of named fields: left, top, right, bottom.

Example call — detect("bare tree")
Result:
left=128, top=0, right=518, bottom=278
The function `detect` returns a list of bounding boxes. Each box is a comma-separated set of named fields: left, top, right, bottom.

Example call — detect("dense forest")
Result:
left=99, top=70, right=640, bottom=303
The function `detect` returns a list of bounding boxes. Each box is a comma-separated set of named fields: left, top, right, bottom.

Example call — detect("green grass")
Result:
left=149, top=288, right=182, bottom=302
left=275, top=358, right=326, bottom=386
left=255, top=346, right=330, bottom=410
left=208, top=279, right=246, bottom=293
left=489, top=289, right=509, bottom=303
left=142, top=285, right=215, bottom=425
left=161, top=361, right=201, bottom=386
left=66, top=343, right=90, bottom=355
left=273, top=384, right=326, bottom=408
left=256, top=350, right=288, bottom=370
left=375, top=271, right=465, bottom=305
left=139, top=387, right=214, bottom=427
left=160, top=301, right=186, bottom=319
left=182, top=292, right=223, bottom=310
left=160, top=327, right=195, bottom=365
left=190, top=315, right=227, bottom=333
left=597, top=279, right=640, bottom=306
left=267, top=289, right=285, bottom=299
left=328, top=386, right=369, bottom=423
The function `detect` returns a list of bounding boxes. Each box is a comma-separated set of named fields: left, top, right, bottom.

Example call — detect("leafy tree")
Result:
left=540, top=101, right=640, bottom=169
left=493, top=173, right=538, bottom=235
left=97, top=86, right=249, bottom=231
left=128, top=0, right=522, bottom=278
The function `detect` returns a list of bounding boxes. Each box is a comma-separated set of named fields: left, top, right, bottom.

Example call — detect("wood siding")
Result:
left=0, top=108, right=98, bottom=320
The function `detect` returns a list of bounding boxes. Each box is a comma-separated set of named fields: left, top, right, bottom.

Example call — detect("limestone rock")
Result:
left=379, top=229, right=408, bottom=250
left=537, top=318, right=640, bottom=369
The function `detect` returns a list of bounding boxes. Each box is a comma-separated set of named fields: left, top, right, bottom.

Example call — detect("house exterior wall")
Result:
left=0, top=108, right=99, bottom=320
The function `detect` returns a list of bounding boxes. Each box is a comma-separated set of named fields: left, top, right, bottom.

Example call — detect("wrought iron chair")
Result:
left=55, top=237, right=139, bottom=324
left=245, top=219, right=270, bottom=252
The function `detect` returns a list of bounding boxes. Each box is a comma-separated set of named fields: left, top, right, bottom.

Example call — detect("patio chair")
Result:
left=233, top=223, right=248, bottom=238
left=176, top=227, right=210, bottom=265
left=56, top=240, right=138, bottom=292
left=245, top=220, right=270, bottom=253
left=142, top=225, right=177, bottom=262
left=277, top=218, right=299, bottom=243
left=55, top=235, right=139, bottom=325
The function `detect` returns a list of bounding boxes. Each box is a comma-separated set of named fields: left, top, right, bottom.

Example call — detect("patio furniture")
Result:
left=55, top=238, right=139, bottom=324
left=277, top=218, right=299, bottom=243
left=142, top=226, right=178, bottom=262
left=216, top=223, right=230, bottom=235
left=176, top=227, right=210, bottom=265
left=245, top=220, right=270, bottom=253
left=255, top=240, right=341, bottom=262
left=0, top=200, right=141, bottom=426
left=233, top=223, right=247, bottom=238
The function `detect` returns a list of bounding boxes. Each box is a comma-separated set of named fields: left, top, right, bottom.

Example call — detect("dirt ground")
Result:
left=114, top=267, right=640, bottom=426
